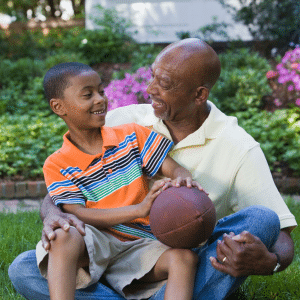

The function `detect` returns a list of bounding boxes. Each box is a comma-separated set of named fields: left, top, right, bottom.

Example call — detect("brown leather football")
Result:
left=149, top=186, right=216, bottom=248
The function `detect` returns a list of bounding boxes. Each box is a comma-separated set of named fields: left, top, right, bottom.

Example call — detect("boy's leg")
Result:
left=47, top=227, right=88, bottom=300
left=150, top=205, right=281, bottom=300
left=8, top=250, right=125, bottom=300
left=141, top=248, right=198, bottom=300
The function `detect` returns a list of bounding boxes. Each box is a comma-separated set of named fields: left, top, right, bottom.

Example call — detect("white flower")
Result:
left=81, top=39, right=88, bottom=44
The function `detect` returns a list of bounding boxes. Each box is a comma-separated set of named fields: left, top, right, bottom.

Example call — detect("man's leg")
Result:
left=8, top=250, right=125, bottom=300
left=150, top=205, right=280, bottom=300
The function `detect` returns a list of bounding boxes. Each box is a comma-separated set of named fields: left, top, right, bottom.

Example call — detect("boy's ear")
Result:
left=195, top=86, right=209, bottom=105
left=50, top=98, right=66, bottom=116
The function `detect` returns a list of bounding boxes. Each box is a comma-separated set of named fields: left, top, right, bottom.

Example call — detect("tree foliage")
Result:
left=219, top=0, right=300, bottom=49
left=0, top=0, right=84, bottom=21
left=0, top=0, right=40, bottom=20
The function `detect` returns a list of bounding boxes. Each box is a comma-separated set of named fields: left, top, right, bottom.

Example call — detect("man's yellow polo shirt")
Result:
left=106, top=101, right=297, bottom=231
left=43, top=123, right=173, bottom=241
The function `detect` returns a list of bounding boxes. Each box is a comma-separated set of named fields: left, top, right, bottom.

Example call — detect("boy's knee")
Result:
left=50, top=227, right=84, bottom=251
left=168, top=249, right=198, bottom=268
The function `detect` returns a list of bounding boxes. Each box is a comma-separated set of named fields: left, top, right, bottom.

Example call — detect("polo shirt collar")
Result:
left=152, top=101, right=229, bottom=148
left=60, top=126, right=119, bottom=170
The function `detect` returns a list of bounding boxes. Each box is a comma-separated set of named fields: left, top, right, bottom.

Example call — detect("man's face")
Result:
left=146, top=53, right=197, bottom=122
left=61, top=71, right=108, bottom=131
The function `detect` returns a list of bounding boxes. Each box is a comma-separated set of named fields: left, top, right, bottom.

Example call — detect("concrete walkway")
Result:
left=0, top=196, right=299, bottom=214
left=0, top=199, right=42, bottom=213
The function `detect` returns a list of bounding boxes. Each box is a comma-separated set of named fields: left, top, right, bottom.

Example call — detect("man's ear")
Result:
left=50, top=98, right=66, bottom=116
left=195, top=86, right=209, bottom=105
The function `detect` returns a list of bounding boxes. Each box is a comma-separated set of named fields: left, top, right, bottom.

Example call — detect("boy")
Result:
left=36, top=62, right=202, bottom=300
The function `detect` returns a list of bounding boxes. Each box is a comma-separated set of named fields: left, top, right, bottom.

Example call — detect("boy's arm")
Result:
left=62, top=179, right=167, bottom=229
left=40, top=193, right=86, bottom=251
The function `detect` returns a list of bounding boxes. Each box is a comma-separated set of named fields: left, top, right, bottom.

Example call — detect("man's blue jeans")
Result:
left=8, top=205, right=280, bottom=299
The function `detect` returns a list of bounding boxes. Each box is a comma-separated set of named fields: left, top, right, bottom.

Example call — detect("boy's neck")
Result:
left=68, top=128, right=103, bottom=155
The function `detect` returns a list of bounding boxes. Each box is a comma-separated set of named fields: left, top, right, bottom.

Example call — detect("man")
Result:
left=9, top=38, right=296, bottom=299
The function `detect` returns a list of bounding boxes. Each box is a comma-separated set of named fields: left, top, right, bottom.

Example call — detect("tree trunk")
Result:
left=47, top=0, right=56, bottom=18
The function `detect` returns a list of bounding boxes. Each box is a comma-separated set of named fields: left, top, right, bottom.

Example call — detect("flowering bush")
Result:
left=104, top=67, right=151, bottom=111
left=266, top=47, right=300, bottom=108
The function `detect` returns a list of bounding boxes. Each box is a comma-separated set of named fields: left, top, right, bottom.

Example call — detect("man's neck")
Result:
left=164, top=105, right=210, bottom=144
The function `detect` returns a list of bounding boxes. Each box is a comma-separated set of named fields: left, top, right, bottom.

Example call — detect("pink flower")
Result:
left=282, top=51, right=292, bottom=63
left=288, top=85, right=294, bottom=91
left=104, top=67, right=152, bottom=110
left=295, top=82, right=300, bottom=91
left=274, top=99, right=282, bottom=107
left=278, top=75, right=291, bottom=84
left=296, top=99, right=300, bottom=106
left=292, top=75, right=300, bottom=85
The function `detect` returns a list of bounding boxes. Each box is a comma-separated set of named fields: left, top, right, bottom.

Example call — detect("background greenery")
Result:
left=1, top=36, right=299, bottom=178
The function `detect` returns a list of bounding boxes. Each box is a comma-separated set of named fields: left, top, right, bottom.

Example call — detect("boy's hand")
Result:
left=41, top=211, right=85, bottom=251
left=137, top=178, right=171, bottom=218
left=171, top=177, right=208, bottom=194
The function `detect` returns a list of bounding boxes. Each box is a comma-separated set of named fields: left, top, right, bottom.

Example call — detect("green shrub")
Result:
left=0, top=76, right=50, bottom=115
left=220, top=48, right=271, bottom=71
left=61, top=6, right=136, bottom=65
left=0, top=6, right=137, bottom=63
left=62, top=28, right=134, bottom=65
left=44, top=51, right=89, bottom=70
left=0, top=27, right=73, bottom=60
left=112, top=44, right=163, bottom=80
left=1, top=30, right=44, bottom=60
left=0, top=114, right=67, bottom=178
left=235, top=107, right=300, bottom=175
left=0, top=58, right=46, bottom=89
left=210, top=49, right=272, bottom=114
left=130, top=44, right=163, bottom=71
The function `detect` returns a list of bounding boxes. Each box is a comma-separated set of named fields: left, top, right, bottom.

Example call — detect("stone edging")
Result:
left=0, top=181, right=47, bottom=199
left=0, top=178, right=299, bottom=199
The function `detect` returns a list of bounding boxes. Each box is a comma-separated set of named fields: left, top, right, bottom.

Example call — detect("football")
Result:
left=149, top=186, right=216, bottom=248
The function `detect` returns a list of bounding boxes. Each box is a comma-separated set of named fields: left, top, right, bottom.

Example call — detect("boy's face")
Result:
left=59, top=70, right=108, bottom=131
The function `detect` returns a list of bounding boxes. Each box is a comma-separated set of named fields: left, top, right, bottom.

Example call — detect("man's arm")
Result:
left=40, top=193, right=85, bottom=251
left=158, top=155, right=205, bottom=191
left=210, top=228, right=294, bottom=276
left=270, top=228, right=294, bottom=272
left=209, top=145, right=296, bottom=276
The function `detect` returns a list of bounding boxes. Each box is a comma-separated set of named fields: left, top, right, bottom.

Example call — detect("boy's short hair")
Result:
left=43, top=62, right=95, bottom=102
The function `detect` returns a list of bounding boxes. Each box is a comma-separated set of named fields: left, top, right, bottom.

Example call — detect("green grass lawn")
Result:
left=1, top=198, right=300, bottom=299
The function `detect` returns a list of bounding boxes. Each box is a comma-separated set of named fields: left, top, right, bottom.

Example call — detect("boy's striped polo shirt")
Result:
left=43, top=123, right=173, bottom=241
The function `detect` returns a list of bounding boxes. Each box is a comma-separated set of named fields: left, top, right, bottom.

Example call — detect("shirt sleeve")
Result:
left=228, top=145, right=297, bottom=230
left=43, top=157, right=86, bottom=207
left=106, top=104, right=157, bottom=127
left=132, top=123, right=173, bottom=178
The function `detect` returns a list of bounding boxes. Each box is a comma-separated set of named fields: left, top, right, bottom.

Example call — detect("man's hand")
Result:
left=164, top=176, right=208, bottom=194
left=42, top=211, right=85, bottom=251
left=209, top=231, right=277, bottom=277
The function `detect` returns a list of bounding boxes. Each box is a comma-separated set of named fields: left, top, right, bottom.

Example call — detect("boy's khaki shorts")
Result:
left=36, top=224, right=169, bottom=299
